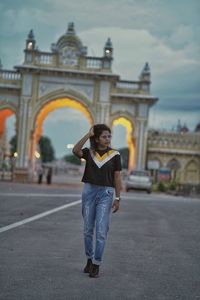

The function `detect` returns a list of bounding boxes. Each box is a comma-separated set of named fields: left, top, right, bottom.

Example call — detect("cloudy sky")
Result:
left=1, top=0, right=200, bottom=157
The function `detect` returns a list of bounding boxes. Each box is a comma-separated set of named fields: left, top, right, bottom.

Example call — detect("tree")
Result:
left=63, top=154, right=81, bottom=165
left=9, top=135, right=17, bottom=156
left=118, top=147, right=129, bottom=169
left=39, top=136, right=55, bottom=163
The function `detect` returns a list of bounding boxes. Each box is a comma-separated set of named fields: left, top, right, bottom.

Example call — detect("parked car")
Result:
left=126, top=170, right=152, bottom=193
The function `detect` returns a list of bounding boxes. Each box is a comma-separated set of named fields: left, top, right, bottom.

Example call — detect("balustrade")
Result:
left=86, top=57, right=102, bottom=69
left=35, top=53, right=54, bottom=65
left=116, top=80, right=140, bottom=90
left=0, top=70, right=21, bottom=81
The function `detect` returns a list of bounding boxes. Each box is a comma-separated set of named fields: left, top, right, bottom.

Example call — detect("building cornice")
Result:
left=0, top=83, right=21, bottom=91
left=14, top=64, right=120, bottom=81
left=148, top=147, right=200, bottom=156
left=111, top=93, right=158, bottom=104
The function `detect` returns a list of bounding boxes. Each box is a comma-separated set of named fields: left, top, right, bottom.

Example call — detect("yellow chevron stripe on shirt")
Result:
left=90, top=149, right=120, bottom=168
left=95, top=149, right=116, bottom=162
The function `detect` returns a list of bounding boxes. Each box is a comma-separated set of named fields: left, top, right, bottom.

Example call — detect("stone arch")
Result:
left=184, top=159, right=200, bottom=184
left=29, top=88, right=94, bottom=163
left=0, top=102, right=17, bottom=138
left=110, top=113, right=135, bottom=171
left=0, top=103, right=17, bottom=170
left=32, top=88, right=94, bottom=139
left=0, top=101, right=18, bottom=112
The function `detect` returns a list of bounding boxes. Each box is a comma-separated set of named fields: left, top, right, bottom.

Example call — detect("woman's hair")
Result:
left=90, top=124, right=111, bottom=150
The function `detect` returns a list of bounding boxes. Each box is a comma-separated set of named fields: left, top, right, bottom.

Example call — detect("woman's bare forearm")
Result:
left=72, top=127, right=94, bottom=158
left=72, top=133, right=90, bottom=157
left=114, top=171, right=122, bottom=198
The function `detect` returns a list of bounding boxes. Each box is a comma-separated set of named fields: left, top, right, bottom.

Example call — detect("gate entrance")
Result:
left=0, top=109, right=16, bottom=181
left=0, top=23, right=158, bottom=182
left=112, top=117, right=135, bottom=171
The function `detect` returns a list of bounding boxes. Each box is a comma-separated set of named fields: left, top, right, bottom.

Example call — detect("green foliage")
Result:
left=39, top=136, right=55, bottom=163
left=9, top=135, right=17, bottom=156
left=118, top=147, right=128, bottom=168
left=63, top=154, right=81, bottom=165
left=168, top=181, right=178, bottom=191
left=157, top=181, right=167, bottom=192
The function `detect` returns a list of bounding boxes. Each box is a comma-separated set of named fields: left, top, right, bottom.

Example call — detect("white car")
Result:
left=126, top=170, right=152, bottom=193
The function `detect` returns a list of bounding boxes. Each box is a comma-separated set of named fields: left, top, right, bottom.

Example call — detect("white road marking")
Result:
left=0, top=193, right=81, bottom=198
left=0, top=199, right=81, bottom=234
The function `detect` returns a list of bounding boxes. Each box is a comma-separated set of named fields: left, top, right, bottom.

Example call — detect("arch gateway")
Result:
left=0, top=23, right=158, bottom=182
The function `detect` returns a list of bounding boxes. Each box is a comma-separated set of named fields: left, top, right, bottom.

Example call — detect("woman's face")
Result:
left=96, top=130, right=112, bottom=149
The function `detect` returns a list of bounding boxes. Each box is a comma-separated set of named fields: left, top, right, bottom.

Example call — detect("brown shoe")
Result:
left=89, top=264, right=99, bottom=278
left=83, top=259, right=93, bottom=273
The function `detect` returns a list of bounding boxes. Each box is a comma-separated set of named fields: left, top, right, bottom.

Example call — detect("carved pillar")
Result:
left=135, top=103, right=149, bottom=170
left=15, top=74, right=33, bottom=181
left=96, top=80, right=111, bottom=124
left=16, top=98, right=29, bottom=168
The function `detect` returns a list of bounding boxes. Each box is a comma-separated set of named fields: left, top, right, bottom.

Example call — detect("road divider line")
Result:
left=0, top=193, right=81, bottom=198
left=0, top=199, right=81, bottom=234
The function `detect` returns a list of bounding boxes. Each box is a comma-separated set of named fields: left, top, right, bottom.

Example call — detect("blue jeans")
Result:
left=82, top=183, right=114, bottom=265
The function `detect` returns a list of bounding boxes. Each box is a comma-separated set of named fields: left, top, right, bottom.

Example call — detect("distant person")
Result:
left=73, top=124, right=122, bottom=278
left=46, top=167, right=52, bottom=185
left=37, top=165, right=43, bottom=184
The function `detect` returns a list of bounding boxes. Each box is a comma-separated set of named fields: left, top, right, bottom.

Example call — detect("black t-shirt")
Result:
left=81, top=147, right=122, bottom=187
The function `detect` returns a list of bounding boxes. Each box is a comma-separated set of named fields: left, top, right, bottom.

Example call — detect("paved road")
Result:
left=0, top=182, right=200, bottom=300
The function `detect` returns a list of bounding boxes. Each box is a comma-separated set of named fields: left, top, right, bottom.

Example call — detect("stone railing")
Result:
left=116, top=80, right=140, bottom=90
left=35, top=52, right=54, bottom=65
left=147, top=131, right=200, bottom=150
left=116, top=80, right=150, bottom=93
left=86, top=57, right=103, bottom=69
left=0, top=70, right=21, bottom=80
left=26, top=52, right=110, bottom=71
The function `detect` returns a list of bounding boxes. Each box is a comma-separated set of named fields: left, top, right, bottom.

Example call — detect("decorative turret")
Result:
left=176, top=119, right=182, bottom=132
left=55, top=22, right=87, bottom=61
left=66, top=22, right=75, bottom=36
left=180, top=123, right=189, bottom=133
left=195, top=122, right=200, bottom=132
left=102, top=38, right=113, bottom=70
left=140, top=62, right=150, bottom=82
left=104, top=38, right=113, bottom=59
left=26, top=29, right=36, bottom=50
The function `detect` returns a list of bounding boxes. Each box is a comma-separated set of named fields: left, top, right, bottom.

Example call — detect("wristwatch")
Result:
left=115, top=197, right=120, bottom=201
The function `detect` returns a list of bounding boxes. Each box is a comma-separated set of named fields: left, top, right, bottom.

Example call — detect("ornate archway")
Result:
left=28, top=96, right=94, bottom=168
left=184, top=160, right=199, bottom=184
left=0, top=23, right=158, bottom=182
left=112, top=117, right=135, bottom=171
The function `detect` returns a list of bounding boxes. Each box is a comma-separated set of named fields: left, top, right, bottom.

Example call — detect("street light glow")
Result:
left=66, top=144, right=74, bottom=149
left=35, top=151, right=40, bottom=159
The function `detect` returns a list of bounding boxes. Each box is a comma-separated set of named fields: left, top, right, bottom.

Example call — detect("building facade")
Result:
left=147, top=129, right=200, bottom=185
left=0, top=23, right=158, bottom=181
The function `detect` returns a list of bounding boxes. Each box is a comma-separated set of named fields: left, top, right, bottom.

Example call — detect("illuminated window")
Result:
left=27, top=42, right=33, bottom=50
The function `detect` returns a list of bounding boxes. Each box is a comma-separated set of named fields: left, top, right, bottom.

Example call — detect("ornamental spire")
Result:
left=66, top=22, right=75, bottom=35
left=28, top=29, right=35, bottom=40
left=26, top=29, right=36, bottom=50
left=140, top=62, right=151, bottom=82
left=104, top=37, right=113, bottom=58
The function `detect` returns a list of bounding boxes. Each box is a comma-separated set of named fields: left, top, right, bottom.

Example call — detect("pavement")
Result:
left=0, top=181, right=200, bottom=300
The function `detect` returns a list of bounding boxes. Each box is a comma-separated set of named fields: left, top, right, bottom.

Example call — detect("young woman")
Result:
left=73, top=124, right=122, bottom=278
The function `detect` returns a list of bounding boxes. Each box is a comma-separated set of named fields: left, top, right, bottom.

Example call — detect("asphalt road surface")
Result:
left=0, top=182, right=200, bottom=300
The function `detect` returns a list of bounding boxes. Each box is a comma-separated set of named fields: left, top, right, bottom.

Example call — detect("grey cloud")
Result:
left=1, top=0, right=199, bottom=139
